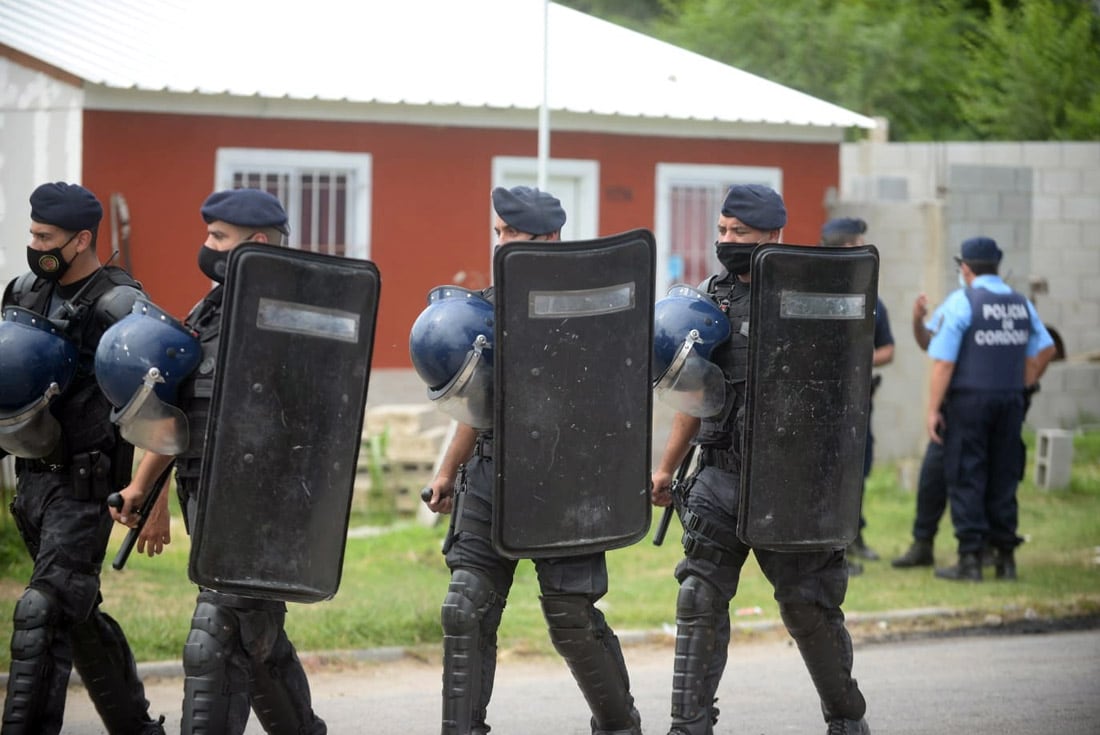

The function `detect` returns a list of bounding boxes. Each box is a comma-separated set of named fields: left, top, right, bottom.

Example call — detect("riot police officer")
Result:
left=926, top=236, right=1056, bottom=582
left=111, top=188, right=327, bottom=734
left=650, top=185, right=871, bottom=735
left=418, top=186, right=643, bottom=735
left=820, top=217, right=896, bottom=570
left=0, top=182, right=166, bottom=734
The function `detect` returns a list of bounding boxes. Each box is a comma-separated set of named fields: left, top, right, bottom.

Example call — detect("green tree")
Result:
left=648, top=0, right=979, bottom=140
left=573, top=0, right=1100, bottom=141
left=957, top=0, right=1100, bottom=139
left=556, top=0, right=680, bottom=31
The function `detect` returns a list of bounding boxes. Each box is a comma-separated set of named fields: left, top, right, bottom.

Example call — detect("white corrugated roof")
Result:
left=0, top=0, right=875, bottom=131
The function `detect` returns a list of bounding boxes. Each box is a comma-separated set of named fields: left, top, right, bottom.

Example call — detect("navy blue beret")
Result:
left=30, top=182, right=103, bottom=233
left=821, top=217, right=867, bottom=240
left=491, top=186, right=566, bottom=235
left=200, top=189, right=290, bottom=234
left=720, top=184, right=787, bottom=231
left=958, top=236, right=1002, bottom=264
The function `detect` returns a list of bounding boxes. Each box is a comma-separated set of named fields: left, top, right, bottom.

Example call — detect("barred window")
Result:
left=655, top=164, right=782, bottom=293
left=216, top=149, right=372, bottom=259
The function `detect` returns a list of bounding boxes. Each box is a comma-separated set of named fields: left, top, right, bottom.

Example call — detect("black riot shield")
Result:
left=492, top=229, right=655, bottom=558
left=189, top=244, right=380, bottom=603
left=737, top=243, right=878, bottom=552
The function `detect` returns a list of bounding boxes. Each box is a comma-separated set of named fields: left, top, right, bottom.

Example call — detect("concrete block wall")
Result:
left=839, top=141, right=1100, bottom=461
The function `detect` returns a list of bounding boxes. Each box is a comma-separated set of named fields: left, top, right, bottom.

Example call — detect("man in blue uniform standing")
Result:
left=820, top=217, right=895, bottom=572
left=926, top=236, right=1055, bottom=581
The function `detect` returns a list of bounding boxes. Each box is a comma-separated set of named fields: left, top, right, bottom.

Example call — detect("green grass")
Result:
left=0, top=430, right=1098, bottom=666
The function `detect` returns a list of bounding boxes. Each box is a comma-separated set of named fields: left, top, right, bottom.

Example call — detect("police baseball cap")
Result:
left=956, top=236, right=1002, bottom=264
left=720, top=184, right=787, bottom=231
left=491, top=186, right=566, bottom=235
left=821, top=217, right=867, bottom=239
left=200, top=189, right=290, bottom=235
left=29, top=182, right=103, bottom=233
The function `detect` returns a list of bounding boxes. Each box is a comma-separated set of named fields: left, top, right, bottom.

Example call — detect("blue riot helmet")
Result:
left=409, top=286, right=494, bottom=429
left=0, top=307, right=79, bottom=458
left=652, top=284, right=731, bottom=418
left=94, top=299, right=201, bottom=454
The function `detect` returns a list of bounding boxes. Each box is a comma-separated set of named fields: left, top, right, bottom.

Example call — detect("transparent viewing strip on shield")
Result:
left=528, top=282, right=635, bottom=319
left=780, top=290, right=866, bottom=320
left=256, top=297, right=360, bottom=343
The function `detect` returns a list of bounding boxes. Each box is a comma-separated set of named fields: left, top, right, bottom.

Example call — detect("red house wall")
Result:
left=82, top=111, right=838, bottom=368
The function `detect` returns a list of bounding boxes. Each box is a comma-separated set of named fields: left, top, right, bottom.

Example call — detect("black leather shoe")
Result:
left=891, top=539, right=933, bottom=568
left=935, top=552, right=982, bottom=581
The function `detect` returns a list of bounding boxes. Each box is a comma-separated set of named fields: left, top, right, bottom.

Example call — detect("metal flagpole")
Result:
left=537, top=0, right=549, bottom=191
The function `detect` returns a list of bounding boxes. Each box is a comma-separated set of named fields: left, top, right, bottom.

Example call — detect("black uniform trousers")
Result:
left=5, top=468, right=153, bottom=734
left=676, top=461, right=866, bottom=723
left=911, top=439, right=948, bottom=542
left=444, top=454, right=617, bottom=724
left=942, top=389, right=1026, bottom=555
left=178, top=492, right=325, bottom=735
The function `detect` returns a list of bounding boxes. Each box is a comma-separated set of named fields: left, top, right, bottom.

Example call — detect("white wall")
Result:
left=0, top=57, right=85, bottom=287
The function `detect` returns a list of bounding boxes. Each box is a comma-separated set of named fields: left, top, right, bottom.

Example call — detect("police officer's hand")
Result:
left=136, top=500, right=171, bottom=557
left=109, top=485, right=145, bottom=527
left=928, top=408, right=946, bottom=445
left=913, top=293, right=929, bottom=321
left=651, top=469, right=673, bottom=507
left=425, top=475, right=455, bottom=515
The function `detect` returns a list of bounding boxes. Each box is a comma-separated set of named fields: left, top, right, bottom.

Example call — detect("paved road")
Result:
left=56, top=626, right=1100, bottom=734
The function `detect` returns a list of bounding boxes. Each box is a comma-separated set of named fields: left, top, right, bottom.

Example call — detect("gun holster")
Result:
left=441, top=464, right=468, bottom=555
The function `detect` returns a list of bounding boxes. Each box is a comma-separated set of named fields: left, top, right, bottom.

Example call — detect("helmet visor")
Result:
left=0, top=389, right=63, bottom=459
left=113, top=377, right=190, bottom=455
left=654, top=340, right=726, bottom=418
left=428, top=342, right=493, bottom=430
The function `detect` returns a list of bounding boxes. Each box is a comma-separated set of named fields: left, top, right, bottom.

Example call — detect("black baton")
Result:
left=107, top=461, right=175, bottom=571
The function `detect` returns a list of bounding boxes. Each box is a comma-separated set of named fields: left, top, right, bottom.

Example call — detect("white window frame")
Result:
left=215, top=148, right=372, bottom=259
left=654, top=163, right=783, bottom=292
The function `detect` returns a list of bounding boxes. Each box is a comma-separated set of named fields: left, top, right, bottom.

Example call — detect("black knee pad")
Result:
left=779, top=602, right=825, bottom=638
left=183, top=601, right=240, bottom=677
left=441, top=569, right=495, bottom=635
left=10, top=587, right=59, bottom=660
left=539, top=594, right=592, bottom=630
left=677, top=575, right=721, bottom=622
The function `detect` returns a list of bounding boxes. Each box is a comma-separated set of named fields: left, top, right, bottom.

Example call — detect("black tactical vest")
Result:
left=174, top=287, right=223, bottom=490
left=695, top=274, right=751, bottom=449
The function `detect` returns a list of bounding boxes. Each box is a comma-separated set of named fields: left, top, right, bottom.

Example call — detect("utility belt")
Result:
left=700, top=446, right=739, bottom=473
left=15, top=447, right=128, bottom=500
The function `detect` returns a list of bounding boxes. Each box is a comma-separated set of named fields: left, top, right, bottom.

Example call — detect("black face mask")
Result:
left=198, top=246, right=229, bottom=283
left=27, top=232, right=79, bottom=281
left=715, top=242, right=757, bottom=276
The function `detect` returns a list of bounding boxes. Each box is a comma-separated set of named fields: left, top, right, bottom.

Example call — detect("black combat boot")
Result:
left=994, top=547, right=1017, bottom=580
left=890, top=539, right=933, bottom=568
left=827, top=716, right=871, bottom=734
left=934, top=552, right=982, bottom=581
left=848, top=533, right=879, bottom=561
